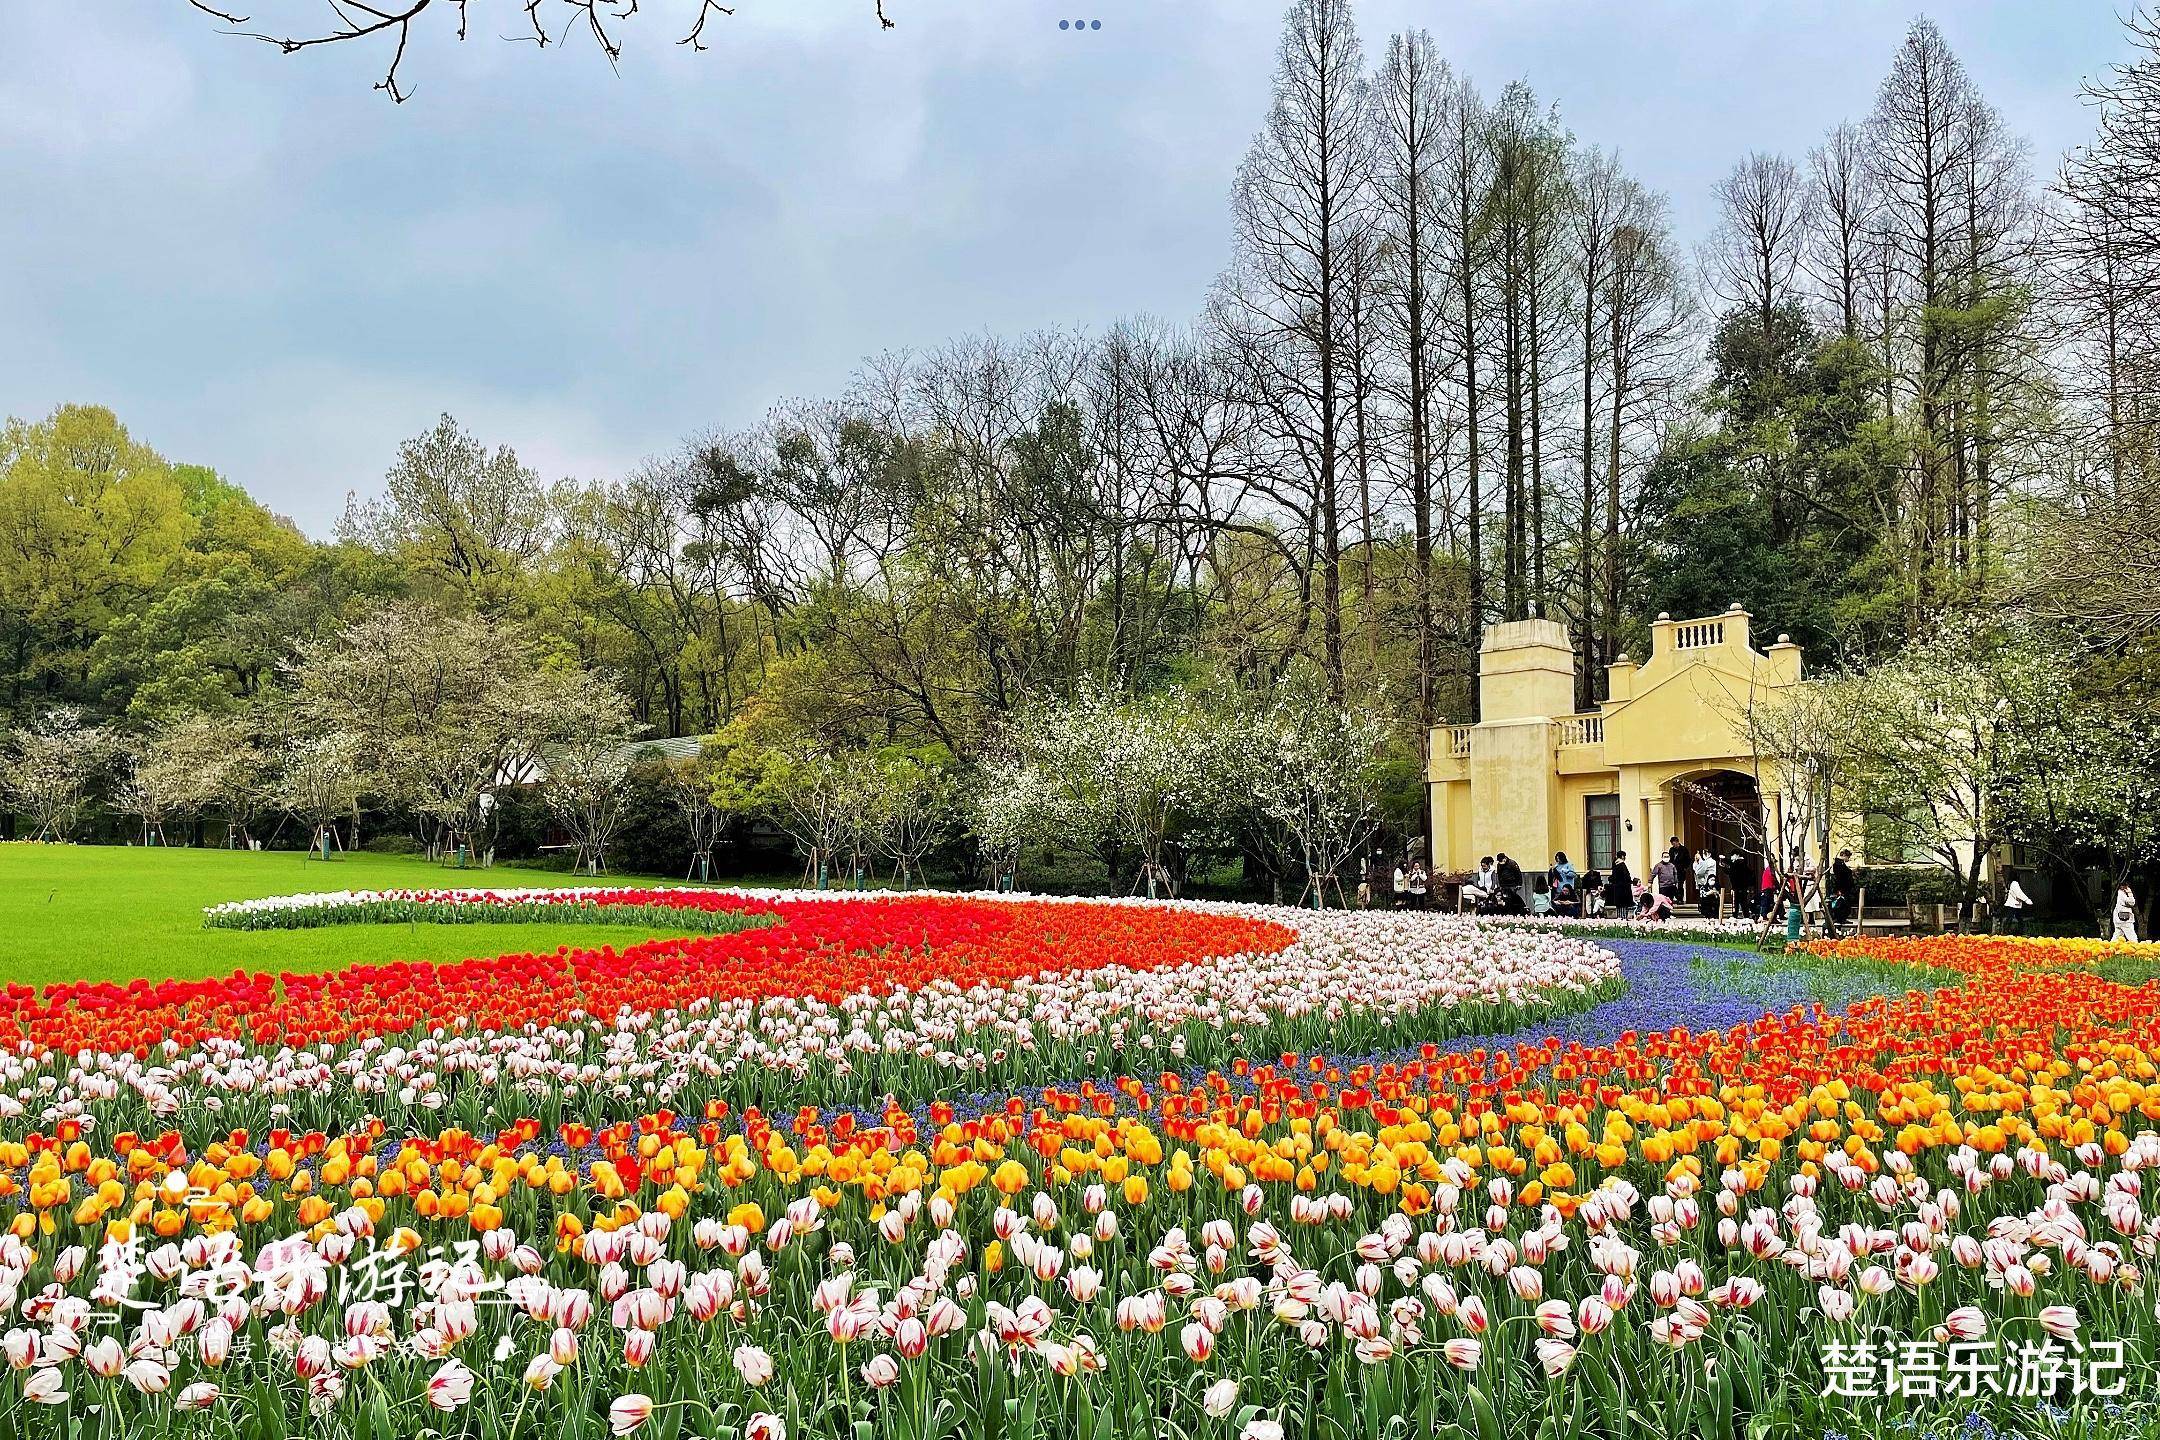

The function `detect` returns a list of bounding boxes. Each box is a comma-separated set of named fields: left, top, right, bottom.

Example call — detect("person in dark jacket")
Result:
left=1827, top=850, right=1860, bottom=937
left=1730, top=852, right=1759, bottom=919
left=1604, top=852, right=1634, bottom=915
left=1495, top=852, right=1523, bottom=900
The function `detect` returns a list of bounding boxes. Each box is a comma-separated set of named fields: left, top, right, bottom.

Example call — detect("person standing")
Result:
left=2114, top=882, right=2142, bottom=944
left=2000, top=869, right=2033, bottom=934
left=1362, top=851, right=1391, bottom=909
left=1408, top=859, right=1431, bottom=910
left=1391, top=859, right=1410, bottom=910
left=1605, top=852, right=1634, bottom=917
left=1827, top=850, right=1860, bottom=937
left=1731, top=853, right=1758, bottom=920
left=1652, top=852, right=1681, bottom=908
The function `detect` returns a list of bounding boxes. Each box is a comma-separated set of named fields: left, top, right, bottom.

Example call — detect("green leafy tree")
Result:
left=1638, top=308, right=1906, bottom=657
left=0, top=405, right=191, bottom=714
left=339, top=414, right=554, bottom=614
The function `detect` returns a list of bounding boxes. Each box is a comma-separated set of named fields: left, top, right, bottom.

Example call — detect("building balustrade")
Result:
left=1556, top=714, right=1605, bottom=747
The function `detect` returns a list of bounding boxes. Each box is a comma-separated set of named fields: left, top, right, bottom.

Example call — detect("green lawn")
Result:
left=0, top=844, right=725, bottom=989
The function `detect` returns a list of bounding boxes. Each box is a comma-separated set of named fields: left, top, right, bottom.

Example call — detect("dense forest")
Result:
left=3, top=5, right=2156, bottom=889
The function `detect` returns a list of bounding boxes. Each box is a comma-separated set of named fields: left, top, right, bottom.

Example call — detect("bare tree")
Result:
left=2058, top=13, right=2160, bottom=512
left=1807, top=122, right=1880, bottom=339
left=1702, top=151, right=1814, bottom=333
left=1599, top=188, right=1690, bottom=652
left=1485, top=83, right=1572, bottom=623
left=1371, top=29, right=1450, bottom=728
left=1567, top=147, right=1626, bottom=698
left=1433, top=69, right=1495, bottom=681
left=1866, top=18, right=1998, bottom=617
left=1212, top=0, right=1376, bottom=700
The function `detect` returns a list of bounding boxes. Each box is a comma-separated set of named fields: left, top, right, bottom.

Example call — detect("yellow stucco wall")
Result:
left=1425, top=607, right=1847, bottom=876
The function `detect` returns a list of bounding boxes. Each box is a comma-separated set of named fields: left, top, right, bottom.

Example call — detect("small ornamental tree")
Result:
left=761, top=744, right=856, bottom=888
left=1843, top=619, right=2072, bottom=928
left=1251, top=681, right=1391, bottom=907
left=657, top=744, right=731, bottom=881
left=1727, top=666, right=1874, bottom=941
left=2, top=706, right=113, bottom=842
left=543, top=742, right=636, bottom=876
left=115, top=725, right=206, bottom=847
left=970, top=750, right=1054, bottom=891
left=289, top=603, right=632, bottom=866
left=872, top=748, right=957, bottom=890
left=275, top=731, right=369, bottom=860
left=993, top=689, right=1244, bottom=898
left=538, top=682, right=638, bottom=875
left=200, top=709, right=277, bottom=848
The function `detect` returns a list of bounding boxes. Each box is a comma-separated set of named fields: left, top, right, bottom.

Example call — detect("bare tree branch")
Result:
left=679, top=0, right=732, bottom=50
left=186, top=0, right=893, bottom=101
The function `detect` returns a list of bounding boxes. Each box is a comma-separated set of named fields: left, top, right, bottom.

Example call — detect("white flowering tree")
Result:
left=289, top=604, right=632, bottom=865
left=2, top=706, right=112, bottom=842
left=1842, top=619, right=2071, bottom=928
left=1251, top=683, right=1391, bottom=907
left=275, top=731, right=369, bottom=860
left=543, top=743, right=637, bottom=875
left=115, top=724, right=207, bottom=847
left=762, top=745, right=857, bottom=888
left=1725, top=666, right=1874, bottom=940
left=969, top=759, right=1043, bottom=890
left=993, top=690, right=1244, bottom=898
left=537, top=684, right=639, bottom=875
left=157, top=709, right=276, bottom=848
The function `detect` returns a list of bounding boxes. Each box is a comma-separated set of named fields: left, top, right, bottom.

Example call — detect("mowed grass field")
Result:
left=0, top=845, right=720, bottom=989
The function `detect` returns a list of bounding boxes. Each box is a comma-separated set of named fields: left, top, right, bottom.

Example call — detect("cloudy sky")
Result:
left=0, top=1, right=2128, bottom=534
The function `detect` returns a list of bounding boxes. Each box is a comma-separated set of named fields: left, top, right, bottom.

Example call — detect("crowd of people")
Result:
left=1357, top=834, right=1867, bottom=934
left=1355, top=838, right=2142, bottom=942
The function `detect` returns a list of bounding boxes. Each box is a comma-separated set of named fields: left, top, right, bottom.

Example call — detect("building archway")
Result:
left=1666, top=768, right=1763, bottom=866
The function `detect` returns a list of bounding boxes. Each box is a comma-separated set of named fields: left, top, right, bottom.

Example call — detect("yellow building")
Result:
left=1427, top=605, right=1826, bottom=879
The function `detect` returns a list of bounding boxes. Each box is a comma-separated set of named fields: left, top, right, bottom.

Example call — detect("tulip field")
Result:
left=3, top=884, right=2160, bottom=1439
